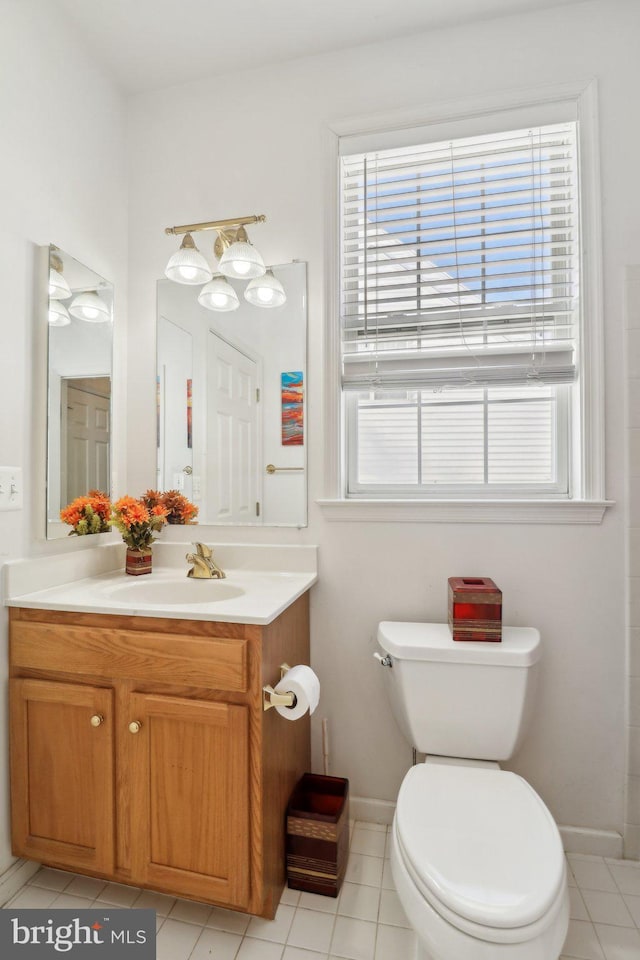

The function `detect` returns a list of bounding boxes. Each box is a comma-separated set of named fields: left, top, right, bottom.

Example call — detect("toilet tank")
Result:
left=377, top=621, right=541, bottom=761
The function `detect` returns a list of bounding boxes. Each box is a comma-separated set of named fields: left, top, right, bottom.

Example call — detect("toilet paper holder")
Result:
left=263, top=662, right=298, bottom=711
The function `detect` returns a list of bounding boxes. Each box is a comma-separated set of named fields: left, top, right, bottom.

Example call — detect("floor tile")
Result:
left=287, top=908, right=335, bottom=954
left=594, top=922, right=640, bottom=959
left=570, top=887, right=590, bottom=921
left=50, top=893, right=95, bottom=909
left=567, top=857, right=618, bottom=893
left=373, top=923, right=416, bottom=960
left=95, top=881, right=141, bottom=907
left=190, top=926, right=243, bottom=960
left=206, top=905, right=251, bottom=935
left=344, top=854, right=383, bottom=888
left=349, top=828, right=386, bottom=859
left=282, top=948, right=327, bottom=960
left=581, top=890, right=635, bottom=927
left=247, top=904, right=295, bottom=943
left=298, top=891, right=339, bottom=915
left=622, top=894, right=640, bottom=926
left=237, top=938, right=285, bottom=960
left=380, top=861, right=395, bottom=892
left=28, top=867, right=74, bottom=892
left=64, top=874, right=107, bottom=900
left=353, top=821, right=386, bottom=833
left=330, top=916, right=376, bottom=960
left=6, top=886, right=59, bottom=908
left=155, top=918, right=201, bottom=960
left=607, top=861, right=640, bottom=897
left=280, top=888, right=301, bottom=907
left=133, top=890, right=177, bottom=916
left=337, top=883, right=380, bottom=922
left=168, top=897, right=212, bottom=926
left=377, top=889, right=409, bottom=928
left=561, top=919, right=605, bottom=959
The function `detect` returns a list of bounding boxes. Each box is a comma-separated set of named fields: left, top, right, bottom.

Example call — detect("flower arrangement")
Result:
left=60, top=490, right=112, bottom=536
left=142, top=489, right=199, bottom=525
left=111, top=496, right=168, bottom=552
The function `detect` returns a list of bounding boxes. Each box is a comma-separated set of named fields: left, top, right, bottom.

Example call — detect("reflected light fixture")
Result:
left=69, top=290, right=111, bottom=323
left=244, top=269, right=287, bottom=308
left=48, top=300, right=71, bottom=326
left=49, top=252, right=72, bottom=300
left=164, top=214, right=286, bottom=312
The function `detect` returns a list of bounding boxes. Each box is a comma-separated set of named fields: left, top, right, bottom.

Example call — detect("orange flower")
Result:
left=60, top=493, right=112, bottom=536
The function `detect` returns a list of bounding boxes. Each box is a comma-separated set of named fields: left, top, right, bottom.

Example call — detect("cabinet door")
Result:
left=128, top=694, right=250, bottom=907
left=10, top=678, right=115, bottom=874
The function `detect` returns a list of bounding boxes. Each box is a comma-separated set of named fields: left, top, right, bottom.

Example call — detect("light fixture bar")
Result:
left=165, top=214, right=266, bottom=237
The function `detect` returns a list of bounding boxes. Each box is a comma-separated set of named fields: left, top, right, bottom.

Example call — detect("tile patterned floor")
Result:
left=3, top=822, right=640, bottom=959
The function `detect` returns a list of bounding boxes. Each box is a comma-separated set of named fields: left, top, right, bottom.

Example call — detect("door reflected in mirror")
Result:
left=156, top=261, right=306, bottom=527
left=47, top=246, right=113, bottom=539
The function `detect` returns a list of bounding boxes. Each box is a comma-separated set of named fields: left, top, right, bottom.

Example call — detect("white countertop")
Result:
left=3, top=543, right=318, bottom=625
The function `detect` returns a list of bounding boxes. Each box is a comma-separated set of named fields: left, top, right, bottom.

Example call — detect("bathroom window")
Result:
left=338, top=112, right=589, bottom=502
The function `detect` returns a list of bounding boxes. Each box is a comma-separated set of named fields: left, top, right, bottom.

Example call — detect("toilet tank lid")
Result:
left=377, top=621, right=540, bottom=665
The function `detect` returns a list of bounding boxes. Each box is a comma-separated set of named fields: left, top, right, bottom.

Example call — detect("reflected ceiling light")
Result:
left=69, top=290, right=111, bottom=323
left=49, top=252, right=71, bottom=300
left=164, top=232, right=213, bottom=285
left=244, top=269, right=286, bottom=308
left=198, top=275, right=239, bottom=312
left=164, top=214, right=283, bottom=310
left=48, top=300, right=71, bottom=326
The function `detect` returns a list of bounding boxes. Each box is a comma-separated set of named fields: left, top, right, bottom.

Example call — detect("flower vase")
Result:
left=126, top=548, right=152, bottom=576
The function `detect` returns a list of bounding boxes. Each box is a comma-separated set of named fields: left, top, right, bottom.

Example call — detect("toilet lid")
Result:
left=395, top=763, right=565, bottom=931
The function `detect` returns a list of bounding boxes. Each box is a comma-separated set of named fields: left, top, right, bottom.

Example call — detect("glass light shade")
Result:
left=244, top=269, right=287, bottom=308
left=48, top=301, right=71, bottom=326
left=69, top=291, right=111, bottom=323
left=218, top=240, right=266, bottom=279
left=198, top=276, right=240, bottom=312
left=48, top=267, right=71, bottom=300
left=165, top=232, right=212, bottom=285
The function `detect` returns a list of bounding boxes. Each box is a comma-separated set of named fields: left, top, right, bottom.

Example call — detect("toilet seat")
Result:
left=395, top=763, right=566, bottom=944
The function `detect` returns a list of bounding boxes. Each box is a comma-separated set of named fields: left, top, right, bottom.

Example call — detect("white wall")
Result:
left=0, top=0, right=128, bottom=873
left=127, top=0, right=640, bottom=843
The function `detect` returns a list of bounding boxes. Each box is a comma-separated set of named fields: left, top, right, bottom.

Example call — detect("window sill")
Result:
left=316, top=498, right=614, bottom=524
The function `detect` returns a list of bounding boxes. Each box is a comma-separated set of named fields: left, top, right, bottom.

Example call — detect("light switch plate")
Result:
left=0, top=466, right=23, bottom=511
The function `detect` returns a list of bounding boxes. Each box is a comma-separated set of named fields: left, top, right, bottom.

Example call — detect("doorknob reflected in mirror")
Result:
left=183, top=466, right=193, bottom=475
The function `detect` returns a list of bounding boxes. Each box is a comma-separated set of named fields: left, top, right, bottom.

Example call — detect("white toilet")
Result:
left=377, top=621, right=569, bottom=960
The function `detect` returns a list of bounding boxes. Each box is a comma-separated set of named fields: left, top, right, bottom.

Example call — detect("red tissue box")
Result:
left=448, top=577, right=502, bottom=642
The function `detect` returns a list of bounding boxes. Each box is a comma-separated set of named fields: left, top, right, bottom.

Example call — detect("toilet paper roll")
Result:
left=273, top=664, right=320, bottom=720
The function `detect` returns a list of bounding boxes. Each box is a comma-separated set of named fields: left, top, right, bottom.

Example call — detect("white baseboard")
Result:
left=0, top=858, right=40, bottom=907
left=559, top=825, right=624, bottom=860
left=350, top=796, right=395, bottom=826
left=351, top=797, right=628, bottom=860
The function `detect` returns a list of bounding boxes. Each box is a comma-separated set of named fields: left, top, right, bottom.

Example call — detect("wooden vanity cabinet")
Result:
left=9, top=594, right=310, bottom=919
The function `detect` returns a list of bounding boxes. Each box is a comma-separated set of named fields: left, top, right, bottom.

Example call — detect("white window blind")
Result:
left=340, top=122, right=579, bottom=391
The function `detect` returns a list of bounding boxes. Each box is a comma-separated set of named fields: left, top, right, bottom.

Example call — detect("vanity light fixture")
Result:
left=69, top=290, right=111, bottom=323
left=48, top=252, right=72, bottom=300
left=198, top=275, right=240, bottom=312
left=48, top=300, right=71, bottom=326
left=244, top=268, right=287, bottom=308
left=164, top=232, right=213, bottom=285
left=164, top=214, right=285, bottom=311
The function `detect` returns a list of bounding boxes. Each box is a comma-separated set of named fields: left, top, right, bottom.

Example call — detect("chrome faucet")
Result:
left=185, top=542, right=226, bottom=579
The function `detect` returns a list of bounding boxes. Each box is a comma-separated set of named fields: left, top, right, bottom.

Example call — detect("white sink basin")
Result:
left=105, top=578, right=245, bottom=606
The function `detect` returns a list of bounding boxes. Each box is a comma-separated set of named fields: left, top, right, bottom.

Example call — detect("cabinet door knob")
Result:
left=128, top=720, right=142, bottom=734
left=90, top=714, right=104, bottom=727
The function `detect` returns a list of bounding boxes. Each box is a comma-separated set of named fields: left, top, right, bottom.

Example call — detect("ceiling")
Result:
left=54, top=0, right=587, bottom=95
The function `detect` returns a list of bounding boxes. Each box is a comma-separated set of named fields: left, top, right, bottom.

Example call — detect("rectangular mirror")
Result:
left=47, top=245, right=114, bottom=539
left=156, top=261, right=307, bottom=526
